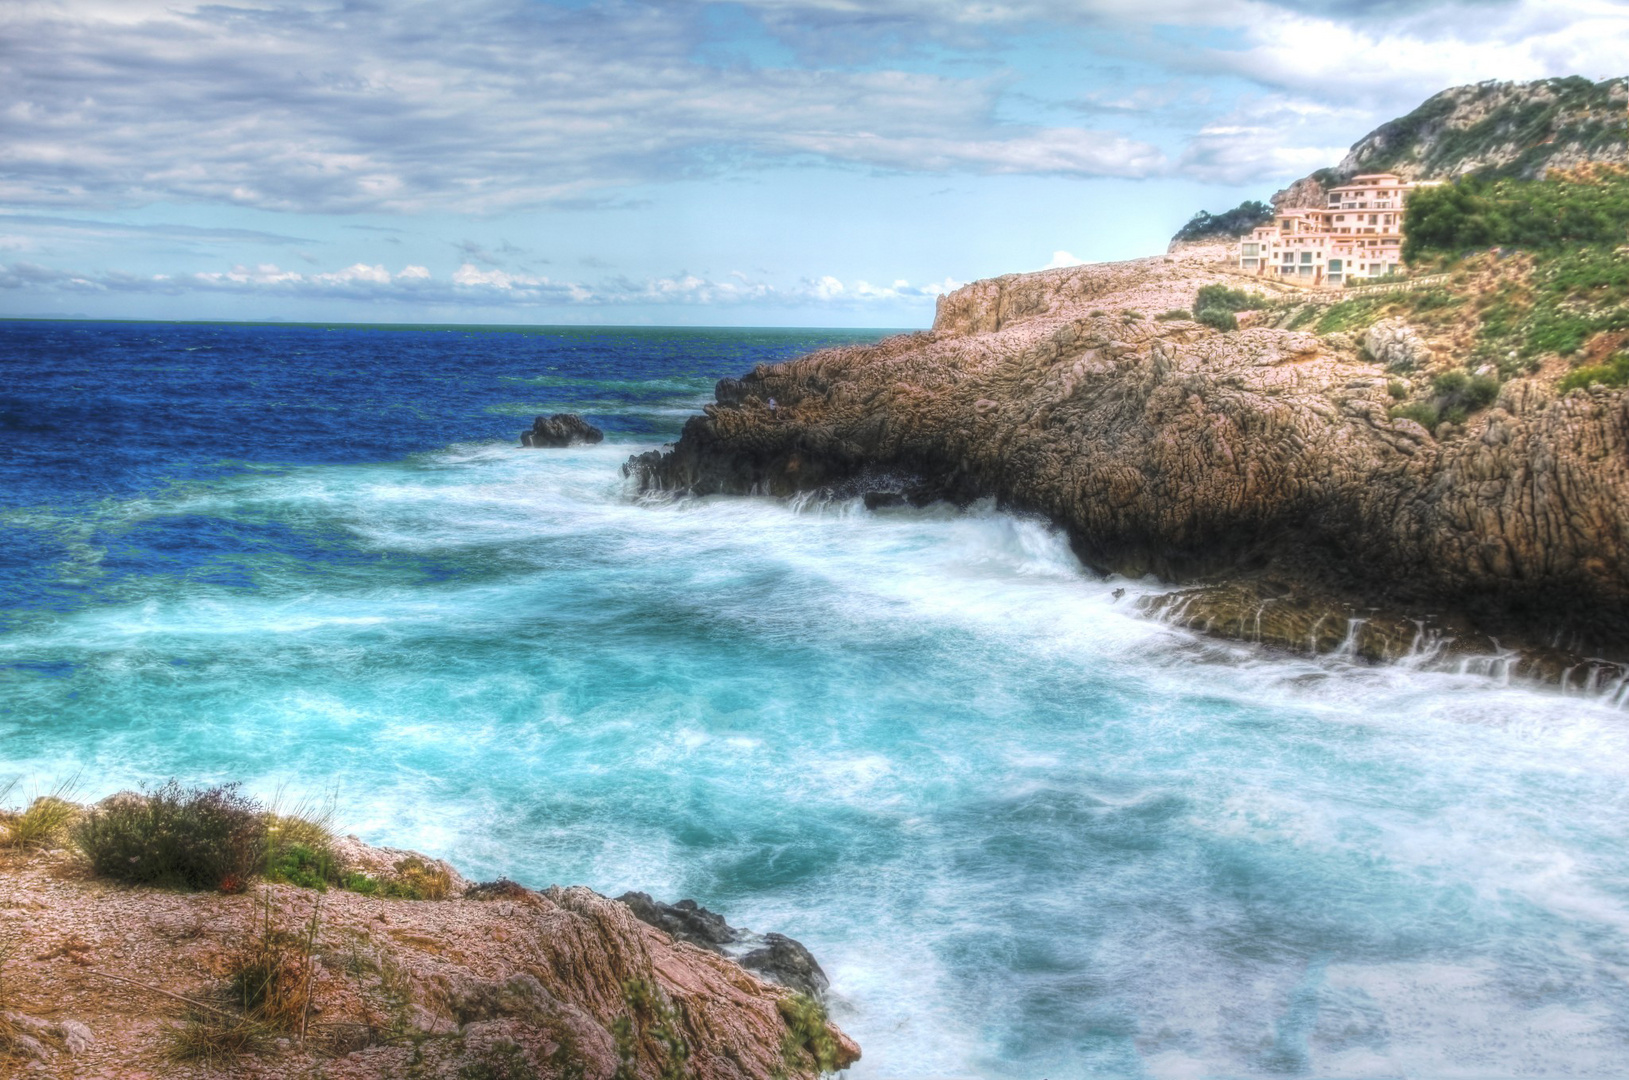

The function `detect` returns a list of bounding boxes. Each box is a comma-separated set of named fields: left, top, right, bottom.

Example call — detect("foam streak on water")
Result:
left=4, top=323, right=1629, bottom=1078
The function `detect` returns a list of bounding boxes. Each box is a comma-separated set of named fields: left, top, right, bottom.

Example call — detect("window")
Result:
left=1328, top=260, right=1342, bottom=272
left=1300, top=252, right=1313, bottom=264
left=1242, top=258, right=1258, bottom=269
left=1242, top=244, right=1258, bottom=256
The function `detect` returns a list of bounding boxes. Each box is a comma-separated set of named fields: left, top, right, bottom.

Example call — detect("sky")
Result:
left=1, top=0, right=1626, bottom=327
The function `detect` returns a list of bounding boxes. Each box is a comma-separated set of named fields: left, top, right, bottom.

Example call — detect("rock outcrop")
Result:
left=617, top=893, right=831, bottom=1000
left=0, top=838, right=857, bottom=1078
left=521, top=413, right=604, bottom=448
left=627, top=255, right=1629, bottom=676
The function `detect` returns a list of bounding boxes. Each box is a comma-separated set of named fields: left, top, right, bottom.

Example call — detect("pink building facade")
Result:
left=1238, top=173, right=1439, bottom=286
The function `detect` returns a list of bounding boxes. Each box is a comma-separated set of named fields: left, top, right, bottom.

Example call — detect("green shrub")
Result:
left=263, top=801, right=342, bottom=890
left=1388, top=380, right=1409, bottom=400
left=1157, top=309, right=1191, bottom=321
left=778, top=994, right=843, bottom=1075
left=1389, top=401, right=1441, bottom=428
left=339, top=857, right=452, bottom=901
left=73, top=782, right=266, bottom=892
left=1195, top=284, right=1269, bottom=313
left=1404, top=169, right=1629, bottom=261
left=266, top=843, right=337, bottom=891
left=1559, top=354, right=1629, bottom=392
left=1196, top=308, right=1238, bottom=332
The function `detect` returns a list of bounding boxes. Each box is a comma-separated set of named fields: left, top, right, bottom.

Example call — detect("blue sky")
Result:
left=1, top=0, right=1625, bottom=327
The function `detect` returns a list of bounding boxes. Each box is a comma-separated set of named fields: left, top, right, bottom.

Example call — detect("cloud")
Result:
left=0, top=0, right=1166, bottom=215
left=0, top=258, right=958, bottom=309
left=1042, top=250, right=1085, bottom=269
left=0, top=0, right=1619, bottom=221
left=0, top=212, right=314, bottom=245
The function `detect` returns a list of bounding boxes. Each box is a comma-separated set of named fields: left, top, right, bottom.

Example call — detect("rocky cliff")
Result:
left=628, top=252, right=1629, bottom=682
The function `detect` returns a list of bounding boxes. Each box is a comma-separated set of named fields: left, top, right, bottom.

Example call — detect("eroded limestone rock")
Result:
left=628, top=256, right=1629, bottom=669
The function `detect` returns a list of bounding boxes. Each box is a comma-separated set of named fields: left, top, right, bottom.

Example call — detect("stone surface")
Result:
left=0, top=835, right=857, bottom=1079
left=738, top=934, right=830, bottom=1001
left=521, top=413, right=604, bottom=448
left=616, top=894, right=831, bottom=1000
left=628, top=254, right=1629, bottom=672
left=1363, top=318, right=1429, bottom=371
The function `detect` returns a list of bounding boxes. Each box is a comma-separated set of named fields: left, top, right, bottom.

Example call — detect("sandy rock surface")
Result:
left=0, top=841, right=856, bottom=1079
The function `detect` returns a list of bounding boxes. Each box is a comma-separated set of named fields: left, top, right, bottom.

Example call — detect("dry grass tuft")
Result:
left=228, top=892, right=321, bottom=1032
left=394, top=856, right=453, bottom=900
left=2, top=777, right=81, bottom=851
left=165, top=1010, right=270, bottom=1064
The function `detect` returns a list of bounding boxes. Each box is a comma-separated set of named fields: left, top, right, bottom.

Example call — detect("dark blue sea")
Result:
left=5, top=320, right=1629, bottom=1078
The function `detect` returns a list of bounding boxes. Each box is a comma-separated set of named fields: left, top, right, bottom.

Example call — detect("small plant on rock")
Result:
left=1196, top=308, right=1238, bottom=332
left=229, top=891, right=321, bottom=1032
left=777, top=994, right=843, bottom=1076
left=2, top=783, right=79, bottom=851
left=612, top=978, right=693, bottom=1080
left=73, top=782, right=266, bottom=892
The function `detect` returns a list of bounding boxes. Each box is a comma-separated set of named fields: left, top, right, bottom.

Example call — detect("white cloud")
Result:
left=0, top=0, right=1167, bottom=215
left=1042, top=250, right=1085, bottom=269
left=0, top=258, right=957, bottom=308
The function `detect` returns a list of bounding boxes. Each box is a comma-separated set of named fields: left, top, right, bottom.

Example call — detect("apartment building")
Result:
left=1239, top=173, right=1439, bottom=286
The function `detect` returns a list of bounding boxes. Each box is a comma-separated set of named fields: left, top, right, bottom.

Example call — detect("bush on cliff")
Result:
left=72, top=782, right=347, bottom=894
left=1404, top=168, right=1629, bottom=261
left=1196, top=308, right=1238, bottom=332
left=1173, top=200, right=1274, bottom=243
left=1389, top=370, right=1501, bottom=431
left=1195, top=284, right=1271, bottom=313
left=74, top=783, right=267, bottom=892
left=1559, top=353, right=1629, bottom=392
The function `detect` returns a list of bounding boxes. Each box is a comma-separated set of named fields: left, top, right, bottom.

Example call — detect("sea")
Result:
left=4, top=319, right=1629, bottom=1079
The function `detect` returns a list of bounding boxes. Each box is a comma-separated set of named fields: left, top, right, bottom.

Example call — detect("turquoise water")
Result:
left=5, top=322, right=1629, bottom=1078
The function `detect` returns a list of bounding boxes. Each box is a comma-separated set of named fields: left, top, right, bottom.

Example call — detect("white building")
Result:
left=1239, top=173, right=1440, bottom=286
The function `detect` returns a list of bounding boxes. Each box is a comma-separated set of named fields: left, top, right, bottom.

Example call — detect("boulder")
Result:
left=616, top=892, right=830, bottom=999
left=520, top=413, right=604, bottom=448
left=738, top=933, right=830, bottom=1000
left=616, top=892, right=738, bottom=949
left=1363, top=318, right=1428, bottom=371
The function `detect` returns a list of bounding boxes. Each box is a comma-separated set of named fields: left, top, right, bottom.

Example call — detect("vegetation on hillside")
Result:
left=1191, top=284, right=1271, bottom=332
left=1345, top=76, right=1628, bottom=182
left=1347, top=166, right=1629, bottom=389
left=1173, top=201, right=1274, bottom=243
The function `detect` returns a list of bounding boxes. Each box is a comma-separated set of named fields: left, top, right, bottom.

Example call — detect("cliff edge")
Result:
left=629, top=250, right=1629, bottom=681
left=0, top=827, right=857, bottom=1079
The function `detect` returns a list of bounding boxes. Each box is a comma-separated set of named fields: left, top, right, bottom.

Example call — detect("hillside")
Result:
left=1273, top=76, right=1629, bottom=210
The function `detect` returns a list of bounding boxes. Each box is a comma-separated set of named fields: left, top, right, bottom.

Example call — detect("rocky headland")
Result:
left=0, top=803, right=856, bottom=1079
left=627, top=244, right=1629, bottom=686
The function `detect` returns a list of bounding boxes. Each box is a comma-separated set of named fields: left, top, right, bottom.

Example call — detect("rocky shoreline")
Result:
left=627, top=249, right=1629, bottom=690
left=0, top=822, right=857, bottom=1078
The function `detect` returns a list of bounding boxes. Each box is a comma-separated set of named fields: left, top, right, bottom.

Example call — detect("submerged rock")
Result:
left=520, top=413, right=603, bottom=447
left=617, top=892, right=831, bottom=999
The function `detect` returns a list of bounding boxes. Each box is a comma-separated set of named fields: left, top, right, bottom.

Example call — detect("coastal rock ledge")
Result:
left=0, top=835, right=857, bottom=1078
left=627, top=254, right=1629, bottom=683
